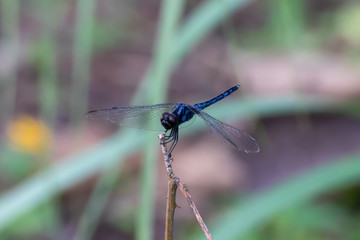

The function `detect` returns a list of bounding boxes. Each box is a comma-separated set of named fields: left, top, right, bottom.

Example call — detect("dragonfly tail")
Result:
left=193, top=85, right=240, bottom=110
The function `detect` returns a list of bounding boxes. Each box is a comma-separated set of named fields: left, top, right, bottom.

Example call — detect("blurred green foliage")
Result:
left=0, top=0, right=359, bottom=240
left=1, top=202, right=60, bottom=240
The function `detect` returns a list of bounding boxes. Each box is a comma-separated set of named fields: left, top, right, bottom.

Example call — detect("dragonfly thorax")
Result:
left=161, top=112, right=178, bottom=130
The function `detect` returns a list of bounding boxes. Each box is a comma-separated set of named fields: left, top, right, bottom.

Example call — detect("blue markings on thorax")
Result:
left=172, top=103, right=195, bottom=125
left=193, top=85, right=239, bottom=110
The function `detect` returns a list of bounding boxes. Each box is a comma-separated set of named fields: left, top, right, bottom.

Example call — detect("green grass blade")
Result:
left=189, top=152, right=360, bottom=240
left=69, top=0, right=96, bottom=126
left=37, top=0, right=59, bottom=128
left=135, top=139, right=158, bottom=240
left=74, top=166, right=122, bottom=240
left=0, top=131, right=140, bottom=231
left=267, top=0, right=306, bottom=48
left=134, top=0, right=254, bottom=105
left=0, top=0, right=19, bottom=124
left=172, top=0, right=253, bottom=67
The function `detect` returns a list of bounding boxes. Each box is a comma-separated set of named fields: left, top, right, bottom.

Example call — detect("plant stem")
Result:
left=159, top=133, right=213, bottom=240
left=164, top=178, right=177, bottom=240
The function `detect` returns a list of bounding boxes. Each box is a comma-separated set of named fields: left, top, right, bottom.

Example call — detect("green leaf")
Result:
left=190, top=152, right=360, bottom=240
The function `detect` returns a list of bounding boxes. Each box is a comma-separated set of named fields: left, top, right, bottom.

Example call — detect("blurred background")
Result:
left=1, top=0, right=360, bottom=239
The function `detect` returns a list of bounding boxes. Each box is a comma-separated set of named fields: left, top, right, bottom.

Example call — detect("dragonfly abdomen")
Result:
left=193, top=85, right=239, bottom=110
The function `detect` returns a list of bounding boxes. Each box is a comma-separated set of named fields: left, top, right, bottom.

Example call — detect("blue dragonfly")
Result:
left=85, top=85, right=260, bottom=154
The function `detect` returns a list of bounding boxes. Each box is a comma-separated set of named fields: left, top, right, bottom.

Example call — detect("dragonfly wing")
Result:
left=188, top=106, right=260, bottom=153
left=85, top=103, right=178, bottom=131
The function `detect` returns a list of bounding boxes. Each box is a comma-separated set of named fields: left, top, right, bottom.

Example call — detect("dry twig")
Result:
left=164, top=178, right=177, bottom=240
left=159, top=133, right=213, bottom=240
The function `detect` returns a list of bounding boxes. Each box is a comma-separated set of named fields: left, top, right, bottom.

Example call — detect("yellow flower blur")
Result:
left=6, top=115, right=52, bottom=154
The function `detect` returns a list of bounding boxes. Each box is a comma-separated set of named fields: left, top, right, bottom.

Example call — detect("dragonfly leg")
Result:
left=163, top=127, right=179, bottom=155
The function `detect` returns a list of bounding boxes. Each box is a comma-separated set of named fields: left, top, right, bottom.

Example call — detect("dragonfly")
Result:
left=85, top=85, right=260, bottom=154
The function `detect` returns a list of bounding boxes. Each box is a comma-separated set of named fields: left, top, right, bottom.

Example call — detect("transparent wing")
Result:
left=85, top=103, right=178, bottom=131
left=188, top=106, right=260, bottom=153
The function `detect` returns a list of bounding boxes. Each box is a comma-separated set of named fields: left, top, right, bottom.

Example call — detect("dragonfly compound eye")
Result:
left=161, top=112, right=177, bottom=130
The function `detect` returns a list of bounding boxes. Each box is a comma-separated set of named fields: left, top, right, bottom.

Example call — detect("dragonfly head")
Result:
left=161, top=112, right=178, bottom=130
